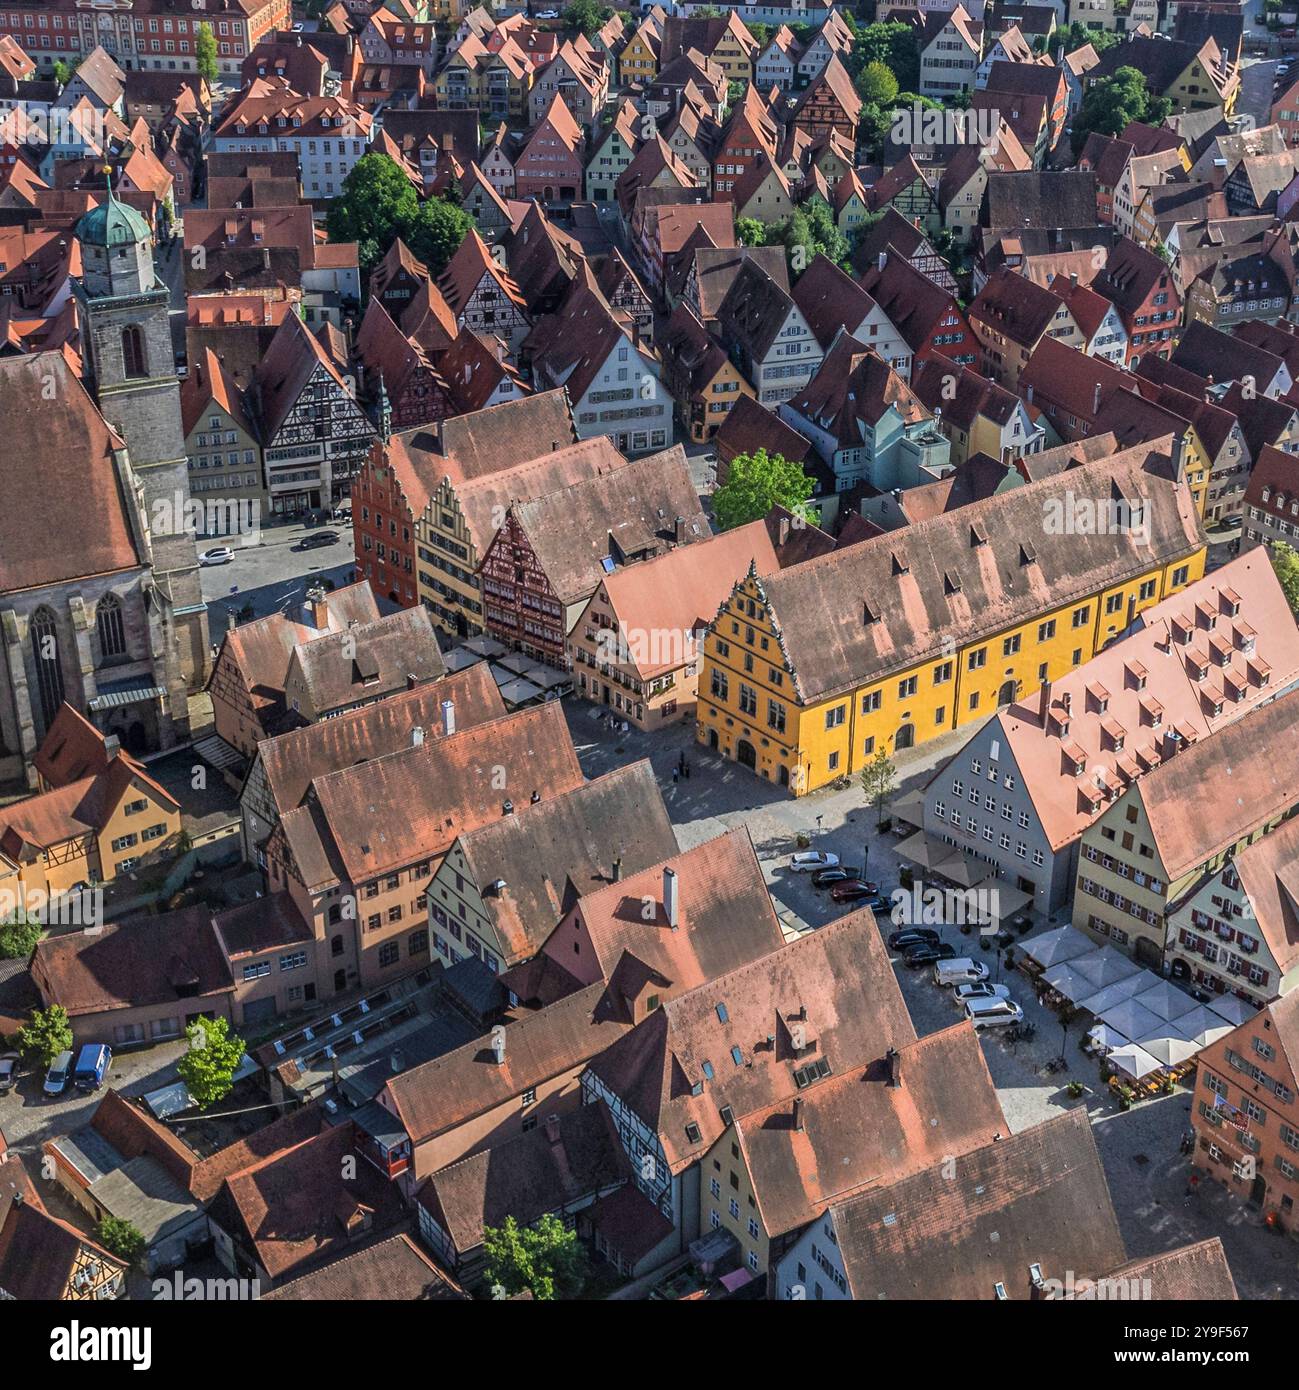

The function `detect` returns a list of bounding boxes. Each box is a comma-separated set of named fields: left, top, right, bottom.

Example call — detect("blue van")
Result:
left=71, top=1044, right=112, bottom=1091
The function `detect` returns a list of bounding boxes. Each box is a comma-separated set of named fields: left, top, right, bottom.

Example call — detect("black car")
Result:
left=902, top=941, right=958, bottom=968
left=811, top=866, right=861, bottom=888
left=887, top=927, right=940, bottom=951
left=830, top=880, right=882, bottom=904
left=294, top=531, right=340, bottom=551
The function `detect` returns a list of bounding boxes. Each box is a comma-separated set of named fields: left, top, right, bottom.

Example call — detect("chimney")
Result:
left=411, top=725, right=425, bottom=747
left=390, top=1050, right=404, bottom=1073
left=611, top=856, right=623, bottom=882
left=792, top=1097, right=804, bottom=1131
left=886, top=1046, right=901, bottom=1088
left=877, top=251, right=887, bottom=273
left=778, top=514, right=791, bottom=546
left=1092, top=381, right=1102, bottom=417
left=491, top=1032, right=506, bottom=1064
left=305, top=586, right=329, bottom=629
left=226, top=607, right=238, bottom=633
left=1040, top=679, right=1051, bottom=724
left=441, top=699, right=455, bottom=735
left=1170, top=432, right=1186, bottom=480
left=103, top=732, right=121, bottom=760
left=406, top=672, right=419, bottom=690
left=673, top=515, right=686, bottom=543
left=531, top=789, right=541, bottom=803
left=1070, top=271, right=1078, bottom=289
left=544, top=1113, right=561, bottom=1144
left=663, top=866, right=679, bottom=928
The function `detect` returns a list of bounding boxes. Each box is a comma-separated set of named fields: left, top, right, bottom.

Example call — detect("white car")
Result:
left=789, top=850, right=839, bottom=873
left=200, top=546, right=235, bottom=566
left=954, top=982, right=1011, bottom=1004
left=0, top=1052, right=18, bottom=1094
left=963, top=997, right=1024, bottom=1031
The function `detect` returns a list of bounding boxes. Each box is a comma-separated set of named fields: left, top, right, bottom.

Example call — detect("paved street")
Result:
left=200, top=516, right=358, bottom=636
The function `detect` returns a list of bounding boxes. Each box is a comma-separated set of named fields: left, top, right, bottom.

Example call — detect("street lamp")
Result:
left=1059, top=1013, right=1069, bottom=1066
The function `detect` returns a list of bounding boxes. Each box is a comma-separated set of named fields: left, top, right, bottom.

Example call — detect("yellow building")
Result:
left=0, top=714, right=181, bottom=909
left=697, top=448, right=1207, bottom=794
left=618, top=23, right=661, bottom=85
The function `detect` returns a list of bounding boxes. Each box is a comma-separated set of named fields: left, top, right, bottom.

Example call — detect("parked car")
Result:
left=887, top=927, right=940, bottom=951
left=934, top=958, right=990, bottom=987
left=902, top=941, right=957, bottom=968
left=199, top=546, right=234, bottom=566
left=0, top=1052, right=18, bottom=1094
left=811, top=866, right=861, bottom=888
left=789, top=850, right=839, bottom=873
left=43, top=1050, right=73, bottom=1096
left=71, top=1043, right=112, bottom=1092
left=294, top=531, right=340, bottom=551
left=954, top=982, right=1011, bottom=1004
left=831, top=880, right=883, bottom=903
left=963, top=997, right=1025, bottom=1031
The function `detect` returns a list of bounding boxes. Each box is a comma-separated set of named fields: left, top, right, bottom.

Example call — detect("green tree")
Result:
left=52, top=58, right=78, bottom=86
left=774, top=201, right=848, bottom=276
left=1269, top=541, right=1299, bottom=615
left=195, top=22, right=219, bottom=83
left=1055, top=21, right=1123, bottom=55
left=846, top=21, right=919, bottom=93
left=1071, top=66, right=1172, bottom=152
left=562, top=0, right=610, bottom=37
left=483, top=1214, right=588, bottom=1300
left=96, top=1216, right=146, bottom=1265
left=0, top=911, right=40, bottom=960
left=409, top=194, right=473, bottom=277
left=177, top=1015, right=246, bottom=1110
left=859, top=748, right=898, bottom=827
left=735, top=216, right=765, bottom=246
left=748, top=20, right=772, bottom=49
left=713, top=448, right=815, bottom=530
left=328, top=152, right=421, bottom=272
left=858, top=102, right=895, bottom=160
left=17, top=1004, right=72, bottom=1066
left=855, top=59, right=899, bottom=108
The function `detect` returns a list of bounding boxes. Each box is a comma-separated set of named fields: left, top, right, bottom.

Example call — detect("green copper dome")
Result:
left=75, top=187, right=151, bottom=249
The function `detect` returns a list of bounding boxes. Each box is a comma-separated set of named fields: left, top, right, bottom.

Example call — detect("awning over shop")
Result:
left=88, top=677, right=166, bottom=711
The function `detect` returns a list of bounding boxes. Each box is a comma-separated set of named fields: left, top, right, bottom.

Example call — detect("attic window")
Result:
left=969, top=524, right=987, bottom=547
left=730, top=1045, right=744, bottom=1066
left=719, top=1105, right=734, bottom=1126
left=943, top=572, right=961, bottom=596
left=994, top=1284, right=1009, bottom=1300
left=1018, top=543, right=1036, bottom=567
left=685, top=1122, right=702, bottom=1145
left=716, top=1002, right=729, bottom=1023
left=862, top=601, right=880, bottom=625
left=890, top=553, right=908, bottom=576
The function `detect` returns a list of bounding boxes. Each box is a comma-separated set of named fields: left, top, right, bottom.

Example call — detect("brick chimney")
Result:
left=663, top=866, right=679, bottom=928
left=886, top=1046, right=901, bottom=1088
left=305, top=586, right=329, bottom=629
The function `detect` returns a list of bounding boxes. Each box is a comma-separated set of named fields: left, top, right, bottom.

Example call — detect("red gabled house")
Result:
left=353, top=297, right=452, bottom=431
left=513, top=90, right=585, bottom=203
left=712, top=84, right=779, bottom=199
left=857, top=249, right=977, bottom=371
left=352, top=436, right=428, bottom=609
left=1091, top=236, right=1182, bottom=368
left=790, top=54, right=858, bottom=144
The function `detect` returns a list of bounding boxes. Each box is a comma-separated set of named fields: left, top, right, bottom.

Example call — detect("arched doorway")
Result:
left=894, top=723, right=915, bottom=751
left=778, top=764, right=789, bottom=787
left=125, top=721, right=147, bottom=755
left=997, top=680, right=1017, bottom=706
left=707, top=728, right=719, bottom=751
left=334, top=969, right=347, bottom=993
left=736, top=739, right=756, bottom=769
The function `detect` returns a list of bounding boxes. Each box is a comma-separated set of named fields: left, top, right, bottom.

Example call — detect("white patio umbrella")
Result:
left=1175, top=1005, right=1235, bottom=1049
left=1041, top=963, right=1091, bottom=1002
left=1076, top=972, right=1155, bottom=1017
left=1097, top=997, right=1164, bottom=1043
left=1107, top=1042, right=1163, bottom=1081
left=1020, top=924, right=1094, bottom=970
left=1133, top=978, right=1198, bottom=1023
left=1086, top=1022, right=1132, bottom=1052
left=1071, top=945, right=1144, bottom=991
left=1135, top=1030, right=1199, bottom=1068
left=1207, top=993, right=1258, bottom=1026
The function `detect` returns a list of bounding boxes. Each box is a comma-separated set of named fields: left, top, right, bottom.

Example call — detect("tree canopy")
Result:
left=0, top=911, right=40, bottom=961
left=17, top=1004, right=72, bottom=1066
left=483, top=1214, right=588, bottom=1300
left=846, top=22, right=920, bottom=93
left=713, top=448, right=815, bottom=531
left=326, top=153, right=471, bottom=278
left=195, top=22, right=219, bottom=83
left=562, top=0, right=611, bottom=37
left=855, top=59, right=899, bottom=108
left=1072, top=67, right=1173, bottom=153
left=96, top=1217, right=146, bottom=1264
left=1269, top=541, right=1299, bottom=616
left=177, top=1015, right=246, bottom=1110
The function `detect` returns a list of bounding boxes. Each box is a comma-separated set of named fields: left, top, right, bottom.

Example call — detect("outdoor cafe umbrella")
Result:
left=1107, top=1042, right=1163, bottom=1081
left=1086, top=1022, right=1132, bottom=1052
left=1021, top=924, right=1093, bottom=970
left=1076, top=971, right=1154, bottom=1017
left=1040, top=963, right=1091, bottom=1002
left=1174, top=1005, right=1235, bottom=1049
left=1135, top=1030, right=1199, bottom=1068
left=1096, top=997, right=1164, bottom=1044
left=1207, top=993, right=1258, bottom=1026
left=1070, top=945, right=1144, bottom=991
left=1133, top=978, right=1198, bottom=1024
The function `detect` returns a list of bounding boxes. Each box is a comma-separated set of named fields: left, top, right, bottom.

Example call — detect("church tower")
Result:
left=73, top=185, right=209, bottom=700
